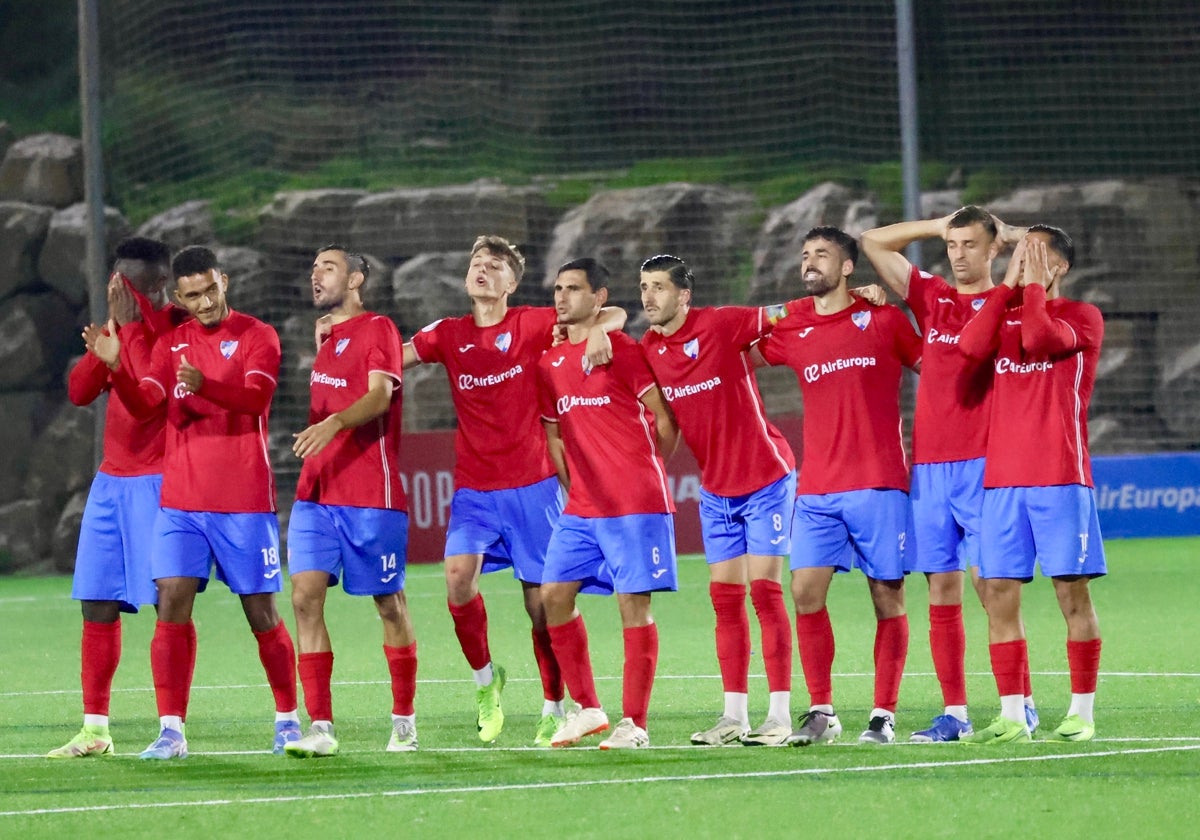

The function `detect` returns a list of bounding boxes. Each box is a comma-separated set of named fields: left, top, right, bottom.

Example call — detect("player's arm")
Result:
left=639, top=384, right=679, bottom=459
left=958, top=238, right=1027, bottom=360
left=293, top=371, right=395, bottom=459
left=542, top=419, right=570, bottom=492
left=83, top=319, right=166, bottom=417
left=179, top=356, right=275, bottom=415
left=401, top=341, right=424, bottom=369
left=850, top=284, right=889, bottom=306
left=574, top=305, right=627, bottom=368
left=860, top=215, right=952, bottom=299
left=1018, top=238, right=1098, bottom=356
left=67, top=348, right=110, bottom=406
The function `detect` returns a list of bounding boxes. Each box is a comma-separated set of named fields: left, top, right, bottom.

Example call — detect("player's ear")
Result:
left=595, top=285, right=609, bottom=308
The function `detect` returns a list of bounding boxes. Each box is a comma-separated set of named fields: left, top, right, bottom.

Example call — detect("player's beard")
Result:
left=801, top=269, right=838, bottom=297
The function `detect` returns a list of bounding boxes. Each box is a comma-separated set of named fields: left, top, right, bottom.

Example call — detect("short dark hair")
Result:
left=471, top=235, right=525, bottom=283
left=1029, top=224, right=1076, bottom=269
left=317, top=243, right=370, bottom=285
left=639, top=254, right=694, bottom=292
left=114, top=236, right=170, bottom=266
left=557, top=257, right=610, bottom=292
left=803, top=226, right=859, bottom=267
left=171, top=245, right=220, bottom=279
left=948, top=205, right=998, bottom=240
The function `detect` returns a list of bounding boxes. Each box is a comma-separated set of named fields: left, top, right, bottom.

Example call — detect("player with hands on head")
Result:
left=86, top=245, right=299, bottom=760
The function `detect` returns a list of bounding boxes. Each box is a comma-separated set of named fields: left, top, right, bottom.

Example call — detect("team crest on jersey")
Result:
left=335, top=337, right=350, bottom=356
left=581, top=354, right=592, bottom=375
left=683, top=337, right=700, bottom=359
left=851, top=311, right=871, bottom=331
left=495, top=332, right=512, bottom=353
left=220, top=340, right=239, bottom=359
left=971, top=298, right=985, bottom=311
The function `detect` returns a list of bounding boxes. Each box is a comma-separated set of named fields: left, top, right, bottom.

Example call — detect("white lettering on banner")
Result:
left=556, top=394, right=612, bottom=414
left=667, top=474, right=702, bottom=504
left=994, top=358, right=1053, bottom=375
left=803, top=356, right=877, bottom=383
left=457, top=364, right=523, bottom=391
left=663, top=376, right=721, bottom=402
left=1097, top=483, right=1200, bottom=515
left=310, top=371, right=349, bottom=389
left=399, top=470, right=455, bottom=528
left=925, top=328, right=960, bottom=345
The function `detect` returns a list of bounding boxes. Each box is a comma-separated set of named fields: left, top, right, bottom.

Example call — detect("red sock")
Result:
left=298, top=651, right=335, bottom=722
left=622, top=624, right=658, bottom=730
left=750, top=579, right=792, bottom=693
left=710, top=582, right=749, bottom=693
left=795, top=608, right=835, bottom=706
left=182, top=620, right=197, bottom=719
left=253, top=620, right=297, bottom=712
left=384, top=642, right=418, bottom=716
left=448, top=594, right=490, bottom=670
left=1066, top=638, right=1102, bottom=694
left=532, top=629, right=564, bottom=701
left=1023, top=654, right=1033, bottom=698
left=873, top=614, right=909, bottom=712
left=929, top=604, right=967, bottom=707
left=547, top=615, right=600, bottom=709
left=989, top=639, right=1028, bottom=698
left=81, top=619, right=122, bottom=717
left=150, top=620, right=192, bottom=718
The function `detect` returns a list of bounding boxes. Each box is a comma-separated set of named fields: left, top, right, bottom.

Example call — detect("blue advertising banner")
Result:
left=1092, top=453, right=1200, bottom=538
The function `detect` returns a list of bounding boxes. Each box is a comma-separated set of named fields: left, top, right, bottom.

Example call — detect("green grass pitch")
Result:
left=1, top=538, right=1198, bottom=838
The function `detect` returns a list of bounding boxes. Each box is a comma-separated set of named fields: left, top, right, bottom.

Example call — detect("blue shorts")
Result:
left=544, top=513, right=677, bottom=595
left=789, top=489, right=913, bottom=581
left=909, top=458, right=985, bottom=573
left=286, top=501, right=409, bottom=596
left=699, top=471, right=797, bottom=563
left=979, top=485, right=1107, bottom=580
left=72, top=471, right=162, bottom=612
left=444, top=476, right=563, bottom=583
left=152, top=508, right=282, bottom=596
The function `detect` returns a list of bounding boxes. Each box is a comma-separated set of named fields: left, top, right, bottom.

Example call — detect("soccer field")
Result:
left=2, top=538, right=1198, bottom=839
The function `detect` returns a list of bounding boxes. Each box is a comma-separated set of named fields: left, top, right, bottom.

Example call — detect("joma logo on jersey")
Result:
left=803, top=356, right=877, bottom=383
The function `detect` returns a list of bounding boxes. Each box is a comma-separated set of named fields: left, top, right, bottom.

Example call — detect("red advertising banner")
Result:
left=399, top=415, right=804, bottom=563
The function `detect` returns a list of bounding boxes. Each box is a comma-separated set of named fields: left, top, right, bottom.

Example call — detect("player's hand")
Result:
left=992, top=215, right=1027, bottom=248
left=292, top=416, right=344, bottom=458
left=850, top=284, right=887, bottom=306
left=315, top=314, right=334, bottom=351
left=551, top=323, right=567, bottom=347
left=83, top=319, right=120, bottom=368
left=176, top=354, right=204, bottom=394
left=1001, top=236, right=1028, bottom=289
left=107, top=273, right=141, bottom=326
left=584, top=325, right=614, bottom=369
left=1021, top=236, right=1050, bottom=289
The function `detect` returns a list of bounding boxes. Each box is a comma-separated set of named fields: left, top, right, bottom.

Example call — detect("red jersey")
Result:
left=958, top=283, right=1103, bottom=489
left=759, top=297, right=922, bottom=495
left=410, top=306, right=557, bottom=491
left=128, top=310, right=281, bottom=513
left=538, top=332, right=674, bottom=518
left=296, top=313, right=406, bottom=510
left=67, top=287, right=187, bottom=476
left=905, top=265, right=996, bottom=464
left=641, top=306, right=794, bottom=497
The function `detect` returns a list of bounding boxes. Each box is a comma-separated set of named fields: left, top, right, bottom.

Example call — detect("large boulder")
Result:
left=0, top=292, right=80, bottom=391
left=36, top=203, right=131, bottom=307
left=136, top=200, right=216, bottom=252
left=390, top=252, right=470, bottom=337
left=0, top=201, right=53, bottom=300
left=352, top=182, right=550, bottom=264
left=749, top=181, right=877, bottom=304
left=258, top=189, right=369, bottom=273
left=0, top=499, right=49, bottom=574
left=401, top=363, right=456, bottom=432
left=24, top=398, right=96, bottom=509
left=0, top=123, right=13, bottom=163
left=543, top=183, right=758, bottom=311
left=0, top=392, right=45, bottom=506
left=0, top=133, right=84, bottom=208
left=52, top=489, right=89, bottom=571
